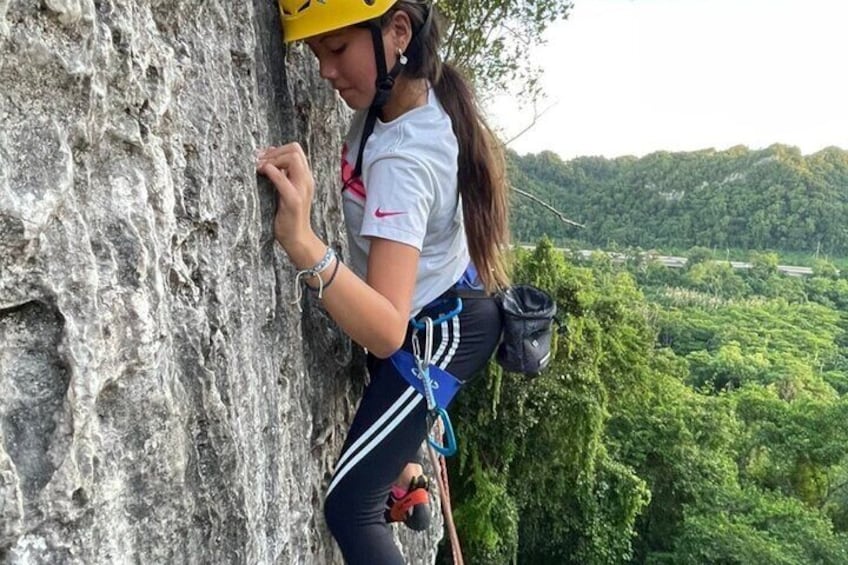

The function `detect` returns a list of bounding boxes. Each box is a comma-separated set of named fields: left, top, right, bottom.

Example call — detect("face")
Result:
left=306, top=27, right=383, bottom=110
left=305, top=14, right=410, bottom=111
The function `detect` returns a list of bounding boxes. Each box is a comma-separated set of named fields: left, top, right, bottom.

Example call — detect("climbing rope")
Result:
left=428, top=421, right=464, bottom=565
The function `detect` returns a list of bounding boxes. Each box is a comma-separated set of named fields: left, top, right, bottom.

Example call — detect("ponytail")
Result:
left=433, top=64, right=510, bottom=292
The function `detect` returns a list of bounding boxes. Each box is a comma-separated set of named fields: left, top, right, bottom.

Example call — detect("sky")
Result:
left=487, top=0, right=848, bottom=161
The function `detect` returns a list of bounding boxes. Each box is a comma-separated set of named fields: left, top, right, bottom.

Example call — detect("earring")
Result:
left=397, top=47, right=408, bottom=65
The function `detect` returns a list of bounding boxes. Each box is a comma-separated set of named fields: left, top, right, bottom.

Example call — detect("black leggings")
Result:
left=324, top=295, right=502, bottom=564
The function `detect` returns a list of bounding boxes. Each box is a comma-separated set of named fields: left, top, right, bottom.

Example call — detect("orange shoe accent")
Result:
left=388, top=488, right=429, bottom=523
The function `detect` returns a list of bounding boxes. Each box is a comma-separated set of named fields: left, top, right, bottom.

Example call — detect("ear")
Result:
left=386, top=10, right=413, bottom=53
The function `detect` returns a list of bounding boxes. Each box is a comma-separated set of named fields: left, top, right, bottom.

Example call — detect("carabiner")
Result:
left=428, top=407, right=457, bottom=457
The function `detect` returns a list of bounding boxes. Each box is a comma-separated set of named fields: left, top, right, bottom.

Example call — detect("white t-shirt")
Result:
left=340, top=89, right=470, bottom=316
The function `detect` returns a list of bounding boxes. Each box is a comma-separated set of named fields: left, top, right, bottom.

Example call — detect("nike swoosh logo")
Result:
left=374, top=208, right=407, bottom=218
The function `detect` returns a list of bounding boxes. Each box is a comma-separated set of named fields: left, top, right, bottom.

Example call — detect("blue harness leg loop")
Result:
left=428, top=407, right=457, bottom=456
left=388, top=293, right=466, bottom=456
left=390, top=350, right=462, bottom=409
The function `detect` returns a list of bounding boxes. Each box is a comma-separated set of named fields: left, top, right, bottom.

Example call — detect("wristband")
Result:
left=292, top=246, right=336, bottom=310
left=308, top=255, right=340, bottom=298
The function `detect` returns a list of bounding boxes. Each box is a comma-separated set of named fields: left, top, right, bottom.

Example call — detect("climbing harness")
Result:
left=415, top=306, right=460, bottom=456
left=386, top=293, right=465, bottom=562
left=396, top=295, right=464, bottom=563
left=397, top=296, right=463, bottom=456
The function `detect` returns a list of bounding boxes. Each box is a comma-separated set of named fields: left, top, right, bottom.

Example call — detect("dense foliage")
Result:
left=440, top=0, right=573, bottom=99
left=508, top=145, right=848, bottom=257
left=434, top=8, right=848, bottom=562
left=442, top=240, right=848, bottom=564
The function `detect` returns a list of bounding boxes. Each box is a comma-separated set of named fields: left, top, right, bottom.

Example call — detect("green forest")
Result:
left=444, top=238, right=848, bottom=564
left=507, top=145, right=848, bottom=260
left=423, top=3, right=848, bottom=562
left=429, top=7, right=848, bottom=562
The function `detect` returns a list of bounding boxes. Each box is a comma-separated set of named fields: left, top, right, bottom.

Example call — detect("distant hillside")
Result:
left=508, top=144, right=848, bottom=255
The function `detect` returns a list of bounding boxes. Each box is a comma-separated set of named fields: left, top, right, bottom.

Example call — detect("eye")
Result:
left=330, top=44, right=347, bottom=55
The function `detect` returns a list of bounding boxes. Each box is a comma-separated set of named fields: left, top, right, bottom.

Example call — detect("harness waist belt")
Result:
left=390, top=350, right=462, bottom=410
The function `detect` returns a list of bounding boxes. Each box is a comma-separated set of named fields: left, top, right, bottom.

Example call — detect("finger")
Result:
left=255, top=145, right=284, bottom=161
left=256, top=147, right=281, bottom=170
left=258, top=162, right=299, bottom=205
left=260, top=141, right=303, bottom=160
left=262, top=150, right=312, bottom=190
left=280, top=141, right=305, bottom=155
left=255, top=144, right=296, bottom=166
left=259, top=143, right=304, bottom=166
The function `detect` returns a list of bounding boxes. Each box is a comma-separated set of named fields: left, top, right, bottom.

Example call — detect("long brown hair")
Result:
left=380, top=2, right=511, bottom=292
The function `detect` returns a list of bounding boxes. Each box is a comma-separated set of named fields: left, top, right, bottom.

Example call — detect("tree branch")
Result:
left=511, top=186, right=585, bottom=228
left=504, top=100, right=557, bottom=146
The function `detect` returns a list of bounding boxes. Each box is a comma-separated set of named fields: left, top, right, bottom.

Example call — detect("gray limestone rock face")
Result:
left=0, top=1, right=442, bottom=563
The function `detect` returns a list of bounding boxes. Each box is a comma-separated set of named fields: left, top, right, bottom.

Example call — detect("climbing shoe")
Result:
left=385, top=475, right=431, bottom=531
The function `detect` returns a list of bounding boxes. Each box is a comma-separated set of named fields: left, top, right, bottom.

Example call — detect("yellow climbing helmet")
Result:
left=279, top=0, right=399, bottom=43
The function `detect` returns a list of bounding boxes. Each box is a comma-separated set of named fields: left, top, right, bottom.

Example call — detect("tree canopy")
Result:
left=440, top=0, right=573, bottom=100
left=508, top=145, right=848, bottom=258
left=443, top=241, right=848, bottom=563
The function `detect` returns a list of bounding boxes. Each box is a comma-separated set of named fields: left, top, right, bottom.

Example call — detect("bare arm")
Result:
left=285, top=233, right=417, bottom=358
left=257, top=143, right=417, bottom=358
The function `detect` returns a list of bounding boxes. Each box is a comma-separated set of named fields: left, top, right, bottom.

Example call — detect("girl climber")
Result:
left=257, top=1, right=510, bottom=562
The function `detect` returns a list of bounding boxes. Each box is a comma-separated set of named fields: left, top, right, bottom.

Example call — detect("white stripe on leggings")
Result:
left=332, top=385, right=417, bottom=474
left=431, top=318, right=450, bottom=365
left=438, top=314, right=461, bottom=369
left=326, top=390, right=424, bottom=497
left=325, top=311, right=463, bottom=498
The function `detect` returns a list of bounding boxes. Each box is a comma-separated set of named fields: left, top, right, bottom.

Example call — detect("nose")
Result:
left=317, top=56, right=338, bottom=81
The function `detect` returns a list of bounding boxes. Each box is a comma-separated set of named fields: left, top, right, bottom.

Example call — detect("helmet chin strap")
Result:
left=353, top=23, right=407, bottom=178
left=369, top=25, right=408, bottom=111
left=353, top=5, right=433, bottom=178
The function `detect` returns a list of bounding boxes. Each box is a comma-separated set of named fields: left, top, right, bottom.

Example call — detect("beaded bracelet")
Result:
left=292, top=246, right=336, bottom=309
